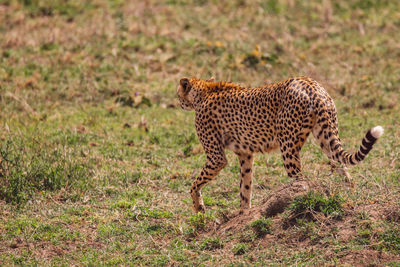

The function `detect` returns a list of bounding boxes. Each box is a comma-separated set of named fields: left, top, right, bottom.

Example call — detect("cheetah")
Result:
left=177, top=77, right=383, bottom=213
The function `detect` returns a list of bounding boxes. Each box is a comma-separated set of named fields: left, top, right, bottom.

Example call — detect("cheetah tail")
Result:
left=329, top=126, right=384, bottom=165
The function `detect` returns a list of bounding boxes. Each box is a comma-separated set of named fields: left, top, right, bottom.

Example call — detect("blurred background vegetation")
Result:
left=0, top=0, right=399, bottom=265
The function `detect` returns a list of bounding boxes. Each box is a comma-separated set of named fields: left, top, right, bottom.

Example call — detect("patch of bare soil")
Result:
left=208, top=180, right=318, bottom=235
left=202, top=180, right=400, bottom=264
left=0, top=225, right=103, bottom=260
left=338, top=249, right=398, bottom=266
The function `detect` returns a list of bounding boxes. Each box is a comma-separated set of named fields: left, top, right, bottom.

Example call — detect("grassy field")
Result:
left=1, top=0, right=400, bottom=265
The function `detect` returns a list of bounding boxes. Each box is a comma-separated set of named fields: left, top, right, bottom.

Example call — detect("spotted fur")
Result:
left=177, top=77, right=383, bottom=213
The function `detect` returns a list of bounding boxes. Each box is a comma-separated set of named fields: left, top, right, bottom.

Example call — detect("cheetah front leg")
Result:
left=238, top=153, right=254, bottom=213
left=190, top=154, right=227, bottom=213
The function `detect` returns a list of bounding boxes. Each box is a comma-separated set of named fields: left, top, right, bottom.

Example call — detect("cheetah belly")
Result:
left=224, top=131, right=279, bottom=154
left=220, top=102, right=279, bottom=154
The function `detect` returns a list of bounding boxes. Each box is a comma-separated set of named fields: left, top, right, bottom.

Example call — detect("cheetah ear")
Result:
left=180, top=78, right=191, bottom=94
left=206, top=76, right=215, bottom=82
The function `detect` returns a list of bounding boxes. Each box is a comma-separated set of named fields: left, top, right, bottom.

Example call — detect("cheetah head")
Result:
left=177, top=77, right=215, bottom=111
left=177, top=77, right=196, bottom=111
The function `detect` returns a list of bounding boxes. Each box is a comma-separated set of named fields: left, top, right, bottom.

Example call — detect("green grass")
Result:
left=380, top=226, right=400, bottom=253
left=232, top=242, right=249, bottom=256
left=200, top=237, right=224, bottom=251
left=289, top=191, right=344, bottom=219
left=250, top=218, right=273, bottom=238
left=0, top=133, right=93, bottom=205
left=1, top=0, right=400, bottom=265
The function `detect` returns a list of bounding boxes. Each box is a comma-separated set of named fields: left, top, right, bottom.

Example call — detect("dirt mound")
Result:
left=201, top=180, right=400, bottom=265
left=208, top=180, right=320, bottom=235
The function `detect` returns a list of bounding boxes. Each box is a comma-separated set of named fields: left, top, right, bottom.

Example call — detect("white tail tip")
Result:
left=371, top=126, right=384, bottom=138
